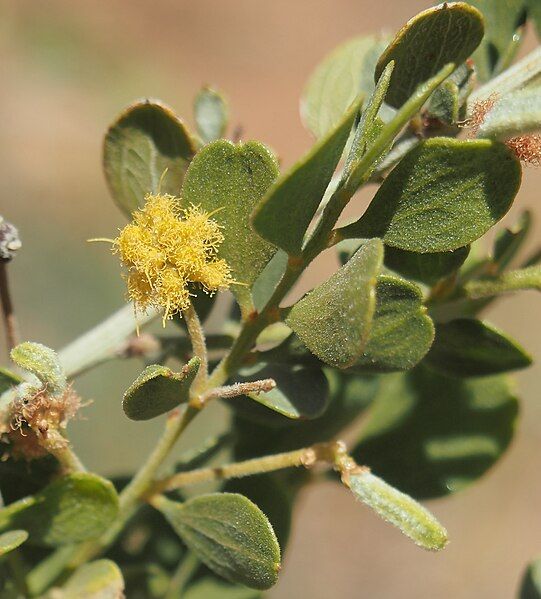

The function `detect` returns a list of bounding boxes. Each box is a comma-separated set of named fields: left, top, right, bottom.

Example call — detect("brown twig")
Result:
left=0, top=260, right=19, bottom=352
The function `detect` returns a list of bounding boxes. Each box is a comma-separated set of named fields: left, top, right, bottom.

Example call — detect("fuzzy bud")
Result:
left=0, top=217, right=22, bottom=262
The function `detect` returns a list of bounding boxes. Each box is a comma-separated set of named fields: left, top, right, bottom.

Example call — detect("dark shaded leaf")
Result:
left=384, top=245, right=470, bottom=285
left=232, top=362, right=329, bottom=423
left=425, top=319, right=531, bottom=377
left=353, top=367, right=518, bottom=498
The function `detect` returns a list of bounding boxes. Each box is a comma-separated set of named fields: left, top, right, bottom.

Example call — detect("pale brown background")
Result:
left=1, top=1, right=541, bottom=598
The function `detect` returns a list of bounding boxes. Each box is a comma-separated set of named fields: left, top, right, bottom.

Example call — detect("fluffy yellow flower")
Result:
left=113, top=193, right=232, bottom=322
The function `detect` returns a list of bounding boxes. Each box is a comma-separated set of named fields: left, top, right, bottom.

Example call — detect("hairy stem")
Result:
left=58, top=304, right=158, bottom=379
left=0, top=260, right=19, bottom=352
left=183, top=302, right=208, bottom=393
left=150, top=441, right=347, bottom=495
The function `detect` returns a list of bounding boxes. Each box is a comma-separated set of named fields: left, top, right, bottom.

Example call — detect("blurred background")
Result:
left=1, top=1, right=540, bottom=597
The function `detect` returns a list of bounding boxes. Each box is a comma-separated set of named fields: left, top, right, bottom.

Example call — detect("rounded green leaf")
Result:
left=225, top=474, right=292, bottom=549
left=0, top=530, right=28, bottom=556
left=156, top=493, right=281, bottom=590
left=376, top=2, right=484, bottom=108
left=353, top=367, right=518, bottom=499
left=425, top=319, right=532, bottom=377
left=252, top=96, right=362, bottom=256
left=232, top=362, right=329, bottom=422
left=0, top=473, right=119, bottom=546
left=347, top=275, right=434, bottom=373
left=384, top=245, right=470, bottom=285
left=520, top=557, right=541, bottom=599
left=11, top=341, right=66, bottom=394
left=123, top=358, right=200, bottom=421
left=342, top=138, right=521, bottom=253
left=286, top=238, right=383, bottom=368
left=346, top=470, right=448, bottom=551
left=63, top=560, right=125, bottom=598
left=103, top=100, right=196, bottom=217
left=194, top=87, right=228, bottom=144
left=301, top=35, right=389, bottom=138
left=181, top=140, right=279, bottom=309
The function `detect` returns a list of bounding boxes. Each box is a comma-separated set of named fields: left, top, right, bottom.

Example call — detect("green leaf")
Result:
left=346, top=275, right=434, bottom=373
left=225, top=474, right=292, bottom=549
left=493, top=210, right=532, bottom=272
left=520, top=557, right=541, bottom=599
left=465, top=265, right=541, bottom=298
left=184, top=578, right=261, bottom=599
left=342, top=63, right=455, bottom=193
left=11, top=342, right=66, bottom=394
left=384, top=245, right=470, bottom=285
left=301, top=35, right=389, bottom=138
left=194, top=87, right=228, bottom=144
left=353, top=367, right=518, bottom=499
left=103, top=100, right=196, bottom=217
left=341, top=138, right=521, bottom=252
left=232, top=370, right=379, bottom=459
left=375, top=2, right=484, bottom=108
left=425, top=319, right=532, bottom=377
left=475, top=88, right=541, bottom=140
left=0, top=530, right=28, bottom=556
left=0, top=473, right=119, bottom=546
left=123, top=358, right=200, bottom=421
left=469, top=0, right=526, bottom=81
left=345, top=470, right=447, bottom=551
left=232, top=362, right=329, bottom=422
left=252, top=96, right=362, bottom=256
left=181, top=140, right=279, bottom=308
left=156, top=493, right=281, bottom=590
left=0, top=368, right=21, bottom=395
left=251, top=250, right=288, bottom=312
left=63, top=560, right=125, bottom=598
left=341, top=61, right=394, bottom=189
left=286, top=238, right=383, bottom=368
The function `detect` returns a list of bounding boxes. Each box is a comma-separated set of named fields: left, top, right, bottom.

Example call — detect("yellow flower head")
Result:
left=113, top=193, right=232, bottom=322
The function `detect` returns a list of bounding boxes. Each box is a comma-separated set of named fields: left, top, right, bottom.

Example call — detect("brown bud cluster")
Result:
left=3, top=385, right=81, bottom=460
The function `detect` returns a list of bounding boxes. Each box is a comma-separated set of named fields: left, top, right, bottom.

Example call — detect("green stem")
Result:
left=58, top=303, right=158, bottom=379
left=183, top=302, right=208, bottom=393
left=151, top=442, right=344, bottom=495
left=164, top=552, right=200, bottom=599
